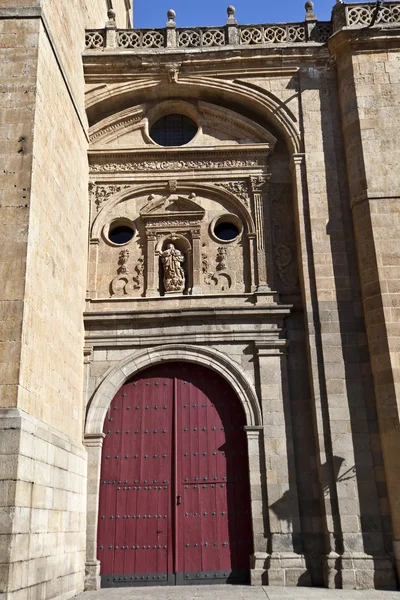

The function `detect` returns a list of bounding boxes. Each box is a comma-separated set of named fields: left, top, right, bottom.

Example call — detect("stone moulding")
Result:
left=84, top=343, right=264, bottom=434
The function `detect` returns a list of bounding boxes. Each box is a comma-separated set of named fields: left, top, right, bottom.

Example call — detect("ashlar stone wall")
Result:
left=0, top=1, right=129, bottom=598
left=331, top=25, right=400, bottom=579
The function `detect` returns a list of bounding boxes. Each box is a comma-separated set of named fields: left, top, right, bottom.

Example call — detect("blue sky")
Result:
left=134, top=0, right=335, bottom=28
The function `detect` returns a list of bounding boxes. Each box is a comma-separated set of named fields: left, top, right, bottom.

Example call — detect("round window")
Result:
left=214, top=222, right=240, bottom=242
left=108, top=224, right=135, bottom=245
left=150, top=114, right=198, bottom=147
left=211, top=215, right=243, bottom=244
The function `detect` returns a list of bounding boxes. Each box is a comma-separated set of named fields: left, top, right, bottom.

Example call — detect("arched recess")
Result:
left=86, top=76, right=301, bottom=154
left=90, top=181, right=256, bottom=241
left=85, top=344, right=262, bottom=436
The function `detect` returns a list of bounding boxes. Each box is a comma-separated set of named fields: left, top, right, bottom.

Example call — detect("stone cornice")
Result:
left=328, top=24, right=400, bottom=57
left=84, top=303, right=292, bottom=326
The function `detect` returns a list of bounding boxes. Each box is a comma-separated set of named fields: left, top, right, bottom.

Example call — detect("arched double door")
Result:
left=97, top=362, right=253, bottom=587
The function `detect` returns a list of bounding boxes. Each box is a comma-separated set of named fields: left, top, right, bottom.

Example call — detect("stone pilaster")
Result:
left=84, top=433, right=106, bottom=591
left=255, top=342, right=310, bottom=586
left=145, top=231, right=157, bottom=296
left=250, top=176, right=274, bottom=292
left=191, top=230, right=202, bottom=295
left=87, top=239, right=99, bottom=299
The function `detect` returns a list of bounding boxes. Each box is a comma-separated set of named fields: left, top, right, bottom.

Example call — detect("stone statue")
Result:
left=159, top=243, right=185, bottom=293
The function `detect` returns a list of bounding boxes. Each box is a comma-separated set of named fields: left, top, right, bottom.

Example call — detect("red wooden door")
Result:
left=97, top=363, right=253, bottom=587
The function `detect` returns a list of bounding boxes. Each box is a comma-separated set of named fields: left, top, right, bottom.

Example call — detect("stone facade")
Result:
left=1, top=0, right=400, bottom=598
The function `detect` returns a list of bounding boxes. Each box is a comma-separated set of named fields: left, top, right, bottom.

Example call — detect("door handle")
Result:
left=177, top=494, right=182, bottom=505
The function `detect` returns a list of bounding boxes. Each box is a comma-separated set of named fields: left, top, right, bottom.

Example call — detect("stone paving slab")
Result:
left=75, top=586, right=400, bottom=600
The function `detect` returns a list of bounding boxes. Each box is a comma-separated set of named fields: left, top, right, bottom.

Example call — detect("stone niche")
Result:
left=92, top=186, right=252, bottom=299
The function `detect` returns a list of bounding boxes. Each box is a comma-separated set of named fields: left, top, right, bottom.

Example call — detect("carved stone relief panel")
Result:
left=91, top=187, right=250, bottom=299
left=270, top=182, right=299, bottom=293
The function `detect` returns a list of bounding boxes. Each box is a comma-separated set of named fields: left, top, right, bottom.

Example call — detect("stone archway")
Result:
left=84, top=344, right=263, bottom=590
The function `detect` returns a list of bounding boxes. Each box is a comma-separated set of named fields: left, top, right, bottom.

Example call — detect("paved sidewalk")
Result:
left=75, top=586, right=399, bottom=600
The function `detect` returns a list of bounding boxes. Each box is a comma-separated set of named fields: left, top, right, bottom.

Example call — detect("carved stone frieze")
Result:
left=90, top=157, right=265, bottom=173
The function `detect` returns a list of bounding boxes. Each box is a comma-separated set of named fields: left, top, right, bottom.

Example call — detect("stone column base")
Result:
left=324, top=552, right=396, bottom=590
left=250, top=552, right=311, bottom=586
left=85, top=560, right=101, bottom=591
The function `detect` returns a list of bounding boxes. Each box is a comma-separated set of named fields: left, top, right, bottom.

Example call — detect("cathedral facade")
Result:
left=1, top=0, right=400, bottom=597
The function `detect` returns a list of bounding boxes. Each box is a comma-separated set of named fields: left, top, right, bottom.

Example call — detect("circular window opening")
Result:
left=108, top=225, right=134, bottom=245
left=150, top=114, right=198, bottom=147
left=214, top=221, right=240, bottom=242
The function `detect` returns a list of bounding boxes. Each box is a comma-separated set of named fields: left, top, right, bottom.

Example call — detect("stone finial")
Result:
left=107, top=8, right=116, bottom=21
left=226, top=5, right=237, bottom=25
left=167, top=9, right=176, bottom=23
left=305, top=0, right=317, bottom=20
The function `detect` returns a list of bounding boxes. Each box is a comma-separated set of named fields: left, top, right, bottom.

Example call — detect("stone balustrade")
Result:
left=332, top=1, right=400, bottom=31
left=84, top=2, right=400, bottom=51
left=84, top=3, right=333, bottom=50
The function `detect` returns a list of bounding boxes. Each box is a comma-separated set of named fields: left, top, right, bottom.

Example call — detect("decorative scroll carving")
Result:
left=270, top=183, right=299, bottom=292
left=216, top=247, right=228, bottom=272
left=132, top=255, right=145, bottom=290
left=90, top=157, right=264, bottom=173
left=217, top=181, right=250, bottom=204
left=111, top=249, right=134, bottom=297
left=202, top=245, right=233, bottom=292
left=159, top=243, right=185, bottom=293
left=117, top=249, right=129, bottom=274
left=92, top=184, right=130, bottom=211
left=202, top=244, right=212, bottom=286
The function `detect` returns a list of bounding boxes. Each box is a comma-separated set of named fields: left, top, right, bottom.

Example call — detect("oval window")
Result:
left=214, top=222, right=240, bottom=242
left=150, top=114, right=198, bottom=147
left=108, top=225, right=134, bottom=245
